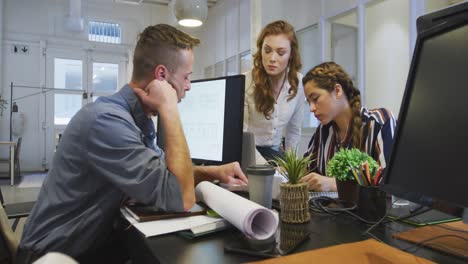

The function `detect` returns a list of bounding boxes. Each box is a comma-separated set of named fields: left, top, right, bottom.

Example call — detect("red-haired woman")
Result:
left=244, top=20, right=306, bottom=162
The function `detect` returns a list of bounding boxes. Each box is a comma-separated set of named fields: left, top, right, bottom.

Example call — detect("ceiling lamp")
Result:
left=172, top=0, right=208, bottom=27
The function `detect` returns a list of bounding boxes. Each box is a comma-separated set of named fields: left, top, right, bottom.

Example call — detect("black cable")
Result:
left=309, top=197, right=389, bottom=225
left=342, top=210, right=386, bottom=225
left=309, top=196, right=387, bottom=224
left=309, top=197, right=356, bottom=215
left=363, top=211, right=389, bottom=236
left=402, top=234, right=468, bottom=254
left=365, top=231, right=385, bottom=244
left=392, top=207, right=432, bottom=222
left=433, top=223, right=468, bottom=234
left=363, top=202, right=432, bottom=239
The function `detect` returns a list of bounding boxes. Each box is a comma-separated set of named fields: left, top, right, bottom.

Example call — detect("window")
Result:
left=88, top=21, right=121, bottom=44
left=204, top=66, right=214, bottom=79
left=92, top=62, right=119, bottom=92
left=54, top=58, right=83, bottom=125
left=54, top=94, right=82, bottom=125
left=54, top=58, right=82, bottom=90
left=239, top=50, right=252, bottom=74
left=226, top=56, right=238, bottom=76
left=214, top=62, right=225, bottom=77
left=297, top=25, right=320, bottom=128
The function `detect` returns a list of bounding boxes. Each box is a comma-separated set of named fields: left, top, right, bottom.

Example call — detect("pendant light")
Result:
left=172, top=0, right=208, bottom=27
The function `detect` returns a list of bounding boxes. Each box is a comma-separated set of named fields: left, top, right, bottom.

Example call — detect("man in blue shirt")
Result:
left=17, top=24, right=248, bottom=264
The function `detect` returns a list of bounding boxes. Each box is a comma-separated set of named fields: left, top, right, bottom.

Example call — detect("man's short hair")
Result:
left=132, top=24, right=200, bottom=81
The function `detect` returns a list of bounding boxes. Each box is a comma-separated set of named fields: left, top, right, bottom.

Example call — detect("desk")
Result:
left=125, top=209, right=466, bottom=264
left=0, top=141, right=15, bottom=186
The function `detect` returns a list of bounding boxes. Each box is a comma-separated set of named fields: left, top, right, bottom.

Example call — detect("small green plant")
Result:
left=273, top=148, right=312, bottom=184
left=326, top=148, right=378, bottom=181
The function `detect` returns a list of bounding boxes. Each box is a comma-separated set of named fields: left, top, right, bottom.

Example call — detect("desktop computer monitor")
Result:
left=382, top=2, right=468, bottom=222
left=157, top=75, right=245, bottom=166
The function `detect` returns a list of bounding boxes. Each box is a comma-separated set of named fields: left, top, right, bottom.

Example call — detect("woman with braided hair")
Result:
left=244, top=20, right=306, bottom=162
left=299, top=62, right=396, bottom=191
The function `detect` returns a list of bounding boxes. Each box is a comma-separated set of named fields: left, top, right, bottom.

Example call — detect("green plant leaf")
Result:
left=272, top=148, right=314, bottom=184
left=326, top=148, right=379, bottom=181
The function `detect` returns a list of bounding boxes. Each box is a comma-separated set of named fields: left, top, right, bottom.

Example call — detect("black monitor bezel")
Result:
left=157, top=75, right=245, bottom=166
left=382, top=2, right=468, bottom=210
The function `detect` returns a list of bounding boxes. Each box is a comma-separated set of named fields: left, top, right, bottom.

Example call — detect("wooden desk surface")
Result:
left=124, top=208, right=467, bottom=264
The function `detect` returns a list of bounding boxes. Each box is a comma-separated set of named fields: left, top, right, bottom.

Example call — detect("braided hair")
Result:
left=302, top=62, right=362, bottom=148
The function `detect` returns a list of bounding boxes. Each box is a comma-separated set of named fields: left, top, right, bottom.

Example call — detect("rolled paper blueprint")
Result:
left=195, top=181, right=278, bottom=240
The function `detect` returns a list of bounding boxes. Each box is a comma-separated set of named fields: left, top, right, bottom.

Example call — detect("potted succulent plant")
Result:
left=273, top=149, right=312, bottom=223
left=326, top=148, right=379, bottom=203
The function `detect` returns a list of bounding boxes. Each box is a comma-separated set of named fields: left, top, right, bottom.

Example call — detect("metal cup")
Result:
left=247, top=165, right=275, bottom=209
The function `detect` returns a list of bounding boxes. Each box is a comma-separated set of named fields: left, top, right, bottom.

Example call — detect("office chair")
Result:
left=0, top=204, right=19, bottom=264
left=32, top=252, right=78, bottom=264
left=0, top=187, right=34, bottom=232
left=0, top=137, right=22, bottom=184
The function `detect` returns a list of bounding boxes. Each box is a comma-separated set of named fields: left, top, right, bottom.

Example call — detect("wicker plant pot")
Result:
left=279, top=222, right=309, bottom=252
left=279, top=182, right=310, bottom=223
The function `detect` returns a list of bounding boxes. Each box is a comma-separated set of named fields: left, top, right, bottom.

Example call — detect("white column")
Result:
left=410, top=0, right=425, bottom=58
left=0, top=0, right=3, bottom=99
left=250, top=0, right=262, bottom=54
left=10, top=144, right=14, bottom=185
left=358, top=2, right=366, bottom=104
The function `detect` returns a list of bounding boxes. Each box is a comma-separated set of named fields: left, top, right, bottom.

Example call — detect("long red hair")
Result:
left=252, top=20, right=302, bottom=119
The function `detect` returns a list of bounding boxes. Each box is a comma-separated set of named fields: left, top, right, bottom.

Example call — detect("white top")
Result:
left=243, top=71, right=306, bottom=154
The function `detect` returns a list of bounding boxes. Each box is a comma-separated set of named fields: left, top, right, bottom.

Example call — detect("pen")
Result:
left=374, top=167, right=383, bottom=186
left=377, top=169, right=385, bottom=185
left=370, top=166, right=377, bottom=180
left=349, top=166, right=362, bottom=186
left=364, top=162, right=371, bottom=186
left=347, top=161, right=363, bottom=186
left=360, top=164, right=369, bottom=186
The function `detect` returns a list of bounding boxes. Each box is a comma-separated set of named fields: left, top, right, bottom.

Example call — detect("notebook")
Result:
left=309, top=191, right=338, bottom=199
left=177, top=218, right=231, bottom=239
left=123, top=203, right=207, bottom=222
left=387, top=206, right=460, bottom=226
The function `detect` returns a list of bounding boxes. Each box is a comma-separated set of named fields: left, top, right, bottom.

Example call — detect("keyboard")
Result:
left=309, top=191, right=338, bottom=199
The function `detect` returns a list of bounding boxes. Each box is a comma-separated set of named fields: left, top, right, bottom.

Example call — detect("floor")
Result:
left=0, top=173, right=42, bottom=204
left=1, top=172, right=44, bottom=240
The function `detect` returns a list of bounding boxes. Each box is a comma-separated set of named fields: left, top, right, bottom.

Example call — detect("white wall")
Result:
left=260, top=0, right=321, bottom=30
left=322, top=0, right=359, bottom=16
left=365, top=0, right=410, bottom=117
left=194, top=0, right=323, bottom=79
left=425, top=0, right=464, bottom=13
left=0, top=0, right=169, bottom=171
left=332, top=24, right=357, bottom=82
left=0, top=0, right=4, bottom=114
left=191, top=0, right=251, bottom=79
left=239, top=0, right=250, bottom=52
left=0, top=0, right=446, bottom=170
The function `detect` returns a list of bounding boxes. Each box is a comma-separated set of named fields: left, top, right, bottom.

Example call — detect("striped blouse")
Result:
left=304, top=107, right=396, bottom=175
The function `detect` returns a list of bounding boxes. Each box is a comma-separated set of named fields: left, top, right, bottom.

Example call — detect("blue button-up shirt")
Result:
left=20, top=85, right=183, bottom=257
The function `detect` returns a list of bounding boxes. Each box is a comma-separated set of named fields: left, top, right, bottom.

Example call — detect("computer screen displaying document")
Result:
left=157, top=75, right=245, bottom=165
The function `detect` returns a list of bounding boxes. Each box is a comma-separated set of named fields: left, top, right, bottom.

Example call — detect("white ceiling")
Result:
left=114, top=0, right=217, bottom=7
